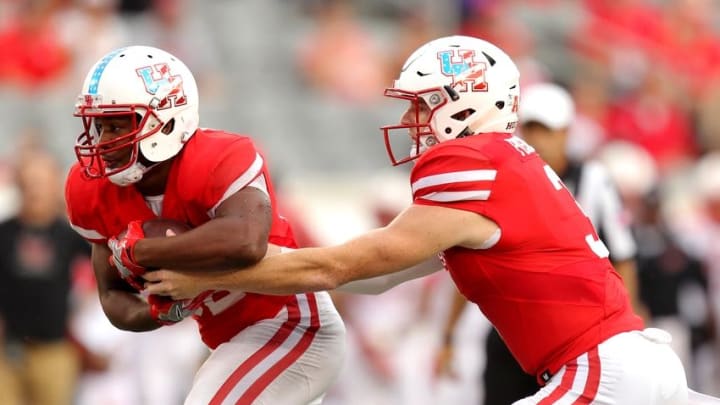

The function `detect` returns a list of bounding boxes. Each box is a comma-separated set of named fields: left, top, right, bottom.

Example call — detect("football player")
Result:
left=145, top=36, right=690, bottom=403
left=64, top=46, right=345, bottom=405
left=436, top=82, right=650, bottom=404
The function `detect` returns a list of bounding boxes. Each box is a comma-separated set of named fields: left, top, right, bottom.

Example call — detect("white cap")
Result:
left=596, top=141, right=658, bottom=196
left=519, top=82, right=575, bottom=130
left=695, top=152, right=720, bottom=200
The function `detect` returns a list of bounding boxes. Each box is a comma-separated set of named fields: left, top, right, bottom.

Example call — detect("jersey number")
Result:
left=196, top=290, right=246, bottom=316
left=543, top=165, right=609, bottom=259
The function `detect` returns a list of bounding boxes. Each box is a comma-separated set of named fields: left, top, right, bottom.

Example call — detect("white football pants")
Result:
left=184, top=292, right=346, bottom=405
left=514, top=328, right=688, bottom=404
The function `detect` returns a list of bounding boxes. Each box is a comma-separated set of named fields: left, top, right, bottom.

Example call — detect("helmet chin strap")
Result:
left=107, top=162, right=148, bottom=186
left=107, top=161, right=162, bottom=186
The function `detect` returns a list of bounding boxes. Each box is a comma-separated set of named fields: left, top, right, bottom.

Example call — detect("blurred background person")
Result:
left=670, top=151, right=720, bottom=396
left=54, top=0, right=129, bottom=87
left=0, top=0, right=70, bottom=91
left=296, top=0, right=389, bottom=104
left=598, top=141, right=711, bottom=392
left=0, top=146, right=90, bottom=405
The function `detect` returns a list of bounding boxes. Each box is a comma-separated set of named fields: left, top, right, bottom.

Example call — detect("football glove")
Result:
left=108, top=220, right=146, bottom=291
left=148, top=294, right=196, bottom=325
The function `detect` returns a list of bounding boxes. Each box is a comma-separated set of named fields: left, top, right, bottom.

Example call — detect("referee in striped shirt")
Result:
left=435, top=82, right=646, bottom=405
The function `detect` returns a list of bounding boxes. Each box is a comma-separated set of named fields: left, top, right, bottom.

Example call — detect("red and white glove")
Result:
left=108, top=220, right=146, bottom=291
left=148, top=294, right=198, bottom=325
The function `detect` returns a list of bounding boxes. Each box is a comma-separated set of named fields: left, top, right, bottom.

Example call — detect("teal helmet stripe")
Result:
left=87, top=47, right=127, bottom=94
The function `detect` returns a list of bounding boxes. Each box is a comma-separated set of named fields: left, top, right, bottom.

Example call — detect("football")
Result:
left=142, top=218, right=192, bottom=237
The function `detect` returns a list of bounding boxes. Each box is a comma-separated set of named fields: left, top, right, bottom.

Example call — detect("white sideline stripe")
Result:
left=222, top=294, right=311, bottom=404
left=207, top=153, right=264, bottom=218
left=411, top=169, right=497, bottom=193
left=70, top=223, right=104, bottom=240
left=419, top=190, right=491, bottom=202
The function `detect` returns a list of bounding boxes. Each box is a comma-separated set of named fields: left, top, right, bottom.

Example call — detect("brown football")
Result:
left=142, top=218, right=192, bottom=237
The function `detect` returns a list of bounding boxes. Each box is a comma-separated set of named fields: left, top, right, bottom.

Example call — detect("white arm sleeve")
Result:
left=336, top=262, right=443, bottom=295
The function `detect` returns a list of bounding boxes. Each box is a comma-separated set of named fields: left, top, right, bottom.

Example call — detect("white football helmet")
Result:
left=74, top=45, right=199, bottom=185
left=381, top=35, right=520, bottom=165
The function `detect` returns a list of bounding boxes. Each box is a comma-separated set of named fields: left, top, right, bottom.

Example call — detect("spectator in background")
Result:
left=436, top=82, right=645, bottom=404
left=0, top=0, right=70, bottom=90
left=598, top=141, right=713, bottom=393
left=633, top=189, right=709, bottom=388
left=0, top=149, right=90, bottom=405
left=656, top=0, right=720, bottom=99
left=296, top=0, right=389, bottom=104
left=458, top=1, right=548, bottom=87
left=681, top=152, right=720, bottom=396
left=387, top=9, right=438, bottom=85
left=604, top=68, right=697, bottom=173
left=573, top=0, right=663, bottom=92
left=55, top=0, right=129, bottom=86
left=563, top=66, right=610, bottom=161
left=125, top=0, right=223, bottom=97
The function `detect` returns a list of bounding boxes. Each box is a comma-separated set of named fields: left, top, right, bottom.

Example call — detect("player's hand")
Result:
left=143, top=270, right=212, bottom=300
left=148, top=294, right=196, bottom=325
left=108, top=220, right=146, bottom=291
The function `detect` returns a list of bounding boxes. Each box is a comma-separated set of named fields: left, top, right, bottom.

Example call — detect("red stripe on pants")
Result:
left=538, top=360, right=578, bottom=405
left=237, top=293, right=321, bottom=404
left=574, top=347, right=601, bottom=404
left=209, top=296, right=301, bottom=405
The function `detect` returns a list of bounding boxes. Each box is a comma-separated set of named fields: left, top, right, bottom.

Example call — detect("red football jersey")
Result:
left=65, top=128, right=298, bottom=349
left=411, top=133, right=643, bottom=380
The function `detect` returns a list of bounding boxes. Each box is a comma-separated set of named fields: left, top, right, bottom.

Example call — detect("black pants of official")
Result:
left=482, top=327, right=539, bottom=405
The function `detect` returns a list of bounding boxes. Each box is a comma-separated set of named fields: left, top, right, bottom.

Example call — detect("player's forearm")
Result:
left=205, top=247, right=348, bottom=295
left=133, top=217, right=268, bottom=270
left=144, top=228, right=436, bottom=298
left=209, top=230, right=425, bottom=294
left=100, top=290, right=161, bottom=332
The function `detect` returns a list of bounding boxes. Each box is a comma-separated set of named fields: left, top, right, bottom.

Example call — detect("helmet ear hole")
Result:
left=495, top=101, right=505, bottom=109
left=451, top=108, right=476, bottom=121
left=161, top=118, right=175, bottom=135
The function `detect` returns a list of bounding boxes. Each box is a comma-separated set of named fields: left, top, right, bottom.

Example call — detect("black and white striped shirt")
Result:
left=562, top=160, right=637, bottom=262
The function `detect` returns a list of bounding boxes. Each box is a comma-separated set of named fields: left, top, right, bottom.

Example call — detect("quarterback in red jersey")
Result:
left=145, top=37, right=690, bottom=403
left=64, top=46, right=345, bottom=405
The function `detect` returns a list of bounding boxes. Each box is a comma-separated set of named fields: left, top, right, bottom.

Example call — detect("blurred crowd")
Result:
left=2, top=0, right=720, bottom=403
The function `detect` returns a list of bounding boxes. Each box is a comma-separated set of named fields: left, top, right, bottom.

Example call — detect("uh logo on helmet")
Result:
left=437, top=49, right=489, bottom=93
left=136, top=63, right=188, bottom=110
